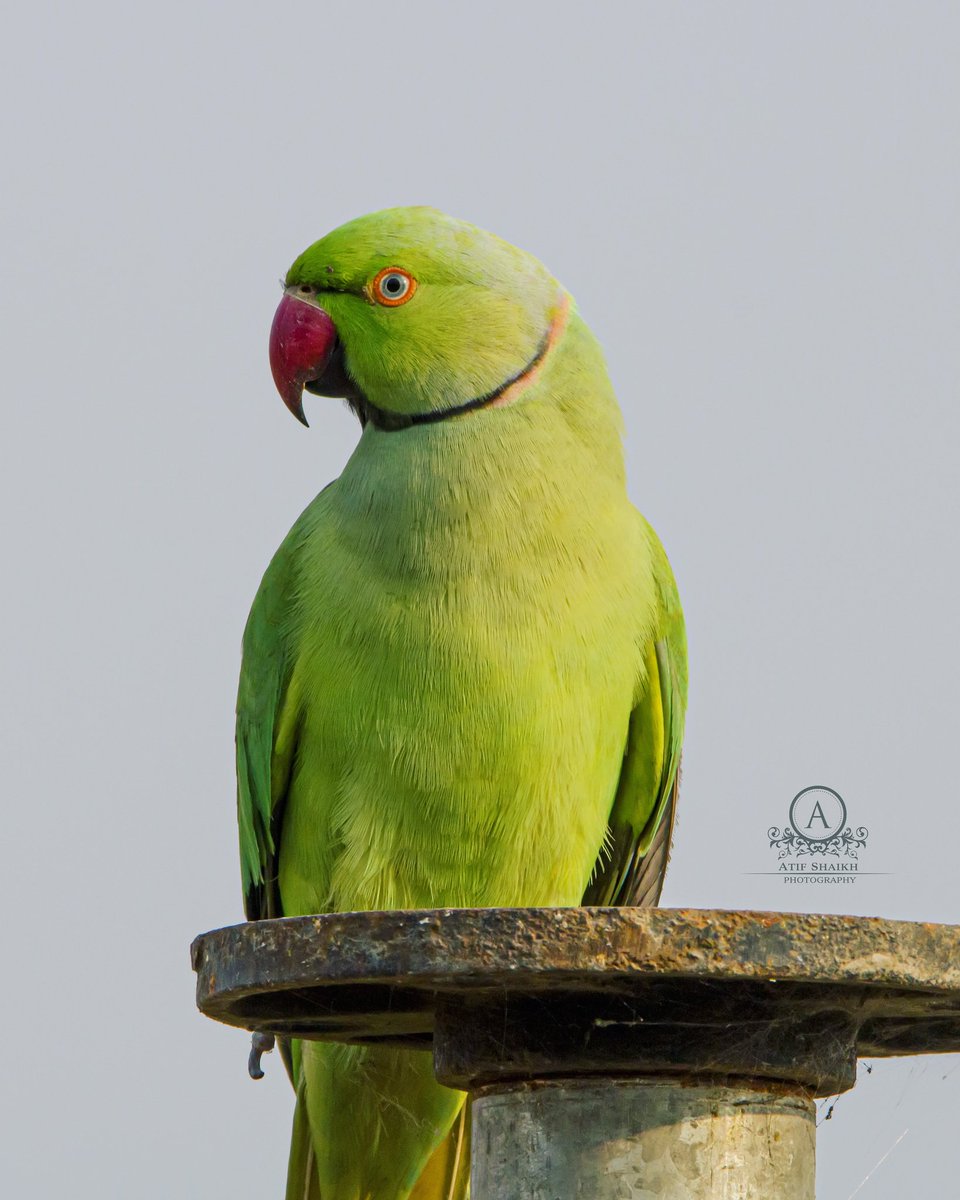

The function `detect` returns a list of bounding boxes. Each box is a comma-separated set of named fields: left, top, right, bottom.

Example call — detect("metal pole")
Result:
left=472, top=1079, right=815, bottom=1200
left=192, top=908, right=960, bottom=1199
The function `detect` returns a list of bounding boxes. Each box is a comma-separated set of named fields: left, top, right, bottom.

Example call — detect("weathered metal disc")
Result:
left=192, top=908, right=960, bottom=1073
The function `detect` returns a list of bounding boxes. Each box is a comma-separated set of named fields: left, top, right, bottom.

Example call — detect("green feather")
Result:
left=236, top=207, right=688, bottom=1199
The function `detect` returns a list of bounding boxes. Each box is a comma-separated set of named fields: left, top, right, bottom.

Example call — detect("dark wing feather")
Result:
left=583, top=524, right=687, bottom=909
left=236, top=530, right=304, bottom=1081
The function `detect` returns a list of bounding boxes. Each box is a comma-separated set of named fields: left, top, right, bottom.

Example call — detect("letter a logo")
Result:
left=789, top=787, right=848, bottom=843
left=805, top=800, right=830, bottom=830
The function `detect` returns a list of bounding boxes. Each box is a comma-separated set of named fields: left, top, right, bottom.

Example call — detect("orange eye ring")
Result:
left=371, top=266, right=417, bottom=307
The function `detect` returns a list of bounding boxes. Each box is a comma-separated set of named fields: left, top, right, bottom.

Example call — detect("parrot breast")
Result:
left=276, top=395, right=656, bottom=918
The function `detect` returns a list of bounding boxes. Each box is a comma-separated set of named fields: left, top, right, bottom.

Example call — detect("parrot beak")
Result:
left=269, top=291, right=338, bottom=426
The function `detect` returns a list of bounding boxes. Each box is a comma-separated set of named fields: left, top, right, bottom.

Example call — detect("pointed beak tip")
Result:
left=273, top=376, right=312, bottom=427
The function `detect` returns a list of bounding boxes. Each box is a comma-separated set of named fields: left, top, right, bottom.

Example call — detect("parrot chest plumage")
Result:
left=276, top=406, right=656, bottom=919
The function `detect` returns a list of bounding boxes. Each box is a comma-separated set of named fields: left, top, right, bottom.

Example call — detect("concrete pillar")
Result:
left=192, top=908, right=960, bottom=1199
left=472, top=1079, right=815, bottom=1200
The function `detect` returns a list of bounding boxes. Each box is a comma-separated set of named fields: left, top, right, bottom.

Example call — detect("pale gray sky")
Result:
left=2, top=3, right=958, bottom=1196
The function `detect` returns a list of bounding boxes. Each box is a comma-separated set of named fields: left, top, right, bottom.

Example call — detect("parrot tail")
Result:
left=283, top=1090, right=470, bottom=1200
left=284, top=1080, right=322, bottom=1200
left=408, top=1101, right=470, bottom=1200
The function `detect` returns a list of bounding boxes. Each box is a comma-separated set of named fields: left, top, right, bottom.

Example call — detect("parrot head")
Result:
left=269, top=207, right=566, bottom=429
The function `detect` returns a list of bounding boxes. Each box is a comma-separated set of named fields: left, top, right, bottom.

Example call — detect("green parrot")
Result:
left=238, top=207, right=687, bottom=1200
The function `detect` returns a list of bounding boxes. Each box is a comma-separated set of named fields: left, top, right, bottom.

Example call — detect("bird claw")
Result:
left=248, top=1032, right=275, bottom=1080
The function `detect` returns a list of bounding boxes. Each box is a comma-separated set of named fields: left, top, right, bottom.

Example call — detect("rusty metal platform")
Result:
left=191, top=907, right=960, bottom=1096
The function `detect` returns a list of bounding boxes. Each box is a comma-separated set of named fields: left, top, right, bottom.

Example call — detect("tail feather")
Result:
left=283, top=1070, right=470, bottom=1200
left=409, top=1102, right=470, bottom=1200
left=284, top=1079, right=322, bottom=1200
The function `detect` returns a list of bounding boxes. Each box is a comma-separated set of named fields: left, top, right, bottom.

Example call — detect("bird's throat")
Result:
left=362, top=294, right=571, bottom=433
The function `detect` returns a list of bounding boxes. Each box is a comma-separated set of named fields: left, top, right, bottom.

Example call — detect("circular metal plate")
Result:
left=191, top=907, right=960, bottom=1067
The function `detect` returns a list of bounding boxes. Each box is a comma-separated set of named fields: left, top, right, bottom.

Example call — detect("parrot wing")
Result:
left=236, top=525, right=307, bottom=1090
left=582, top=518, right=687, bottom=908
left=236, top=527, right=302, bottom=924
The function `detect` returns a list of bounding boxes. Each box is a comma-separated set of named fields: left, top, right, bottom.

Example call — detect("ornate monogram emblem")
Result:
left=769, top=786, right=869, bottom=861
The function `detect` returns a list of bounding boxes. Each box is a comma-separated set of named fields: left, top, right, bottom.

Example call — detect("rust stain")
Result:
left=190, top=907, right=960, bottom=1094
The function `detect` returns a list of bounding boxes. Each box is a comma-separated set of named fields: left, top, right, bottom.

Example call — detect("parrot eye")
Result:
left=371, top=267, right=417, bottom=307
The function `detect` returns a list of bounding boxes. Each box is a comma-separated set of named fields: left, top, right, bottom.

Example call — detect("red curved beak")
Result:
left=269, top=293, right=338, bottom=426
